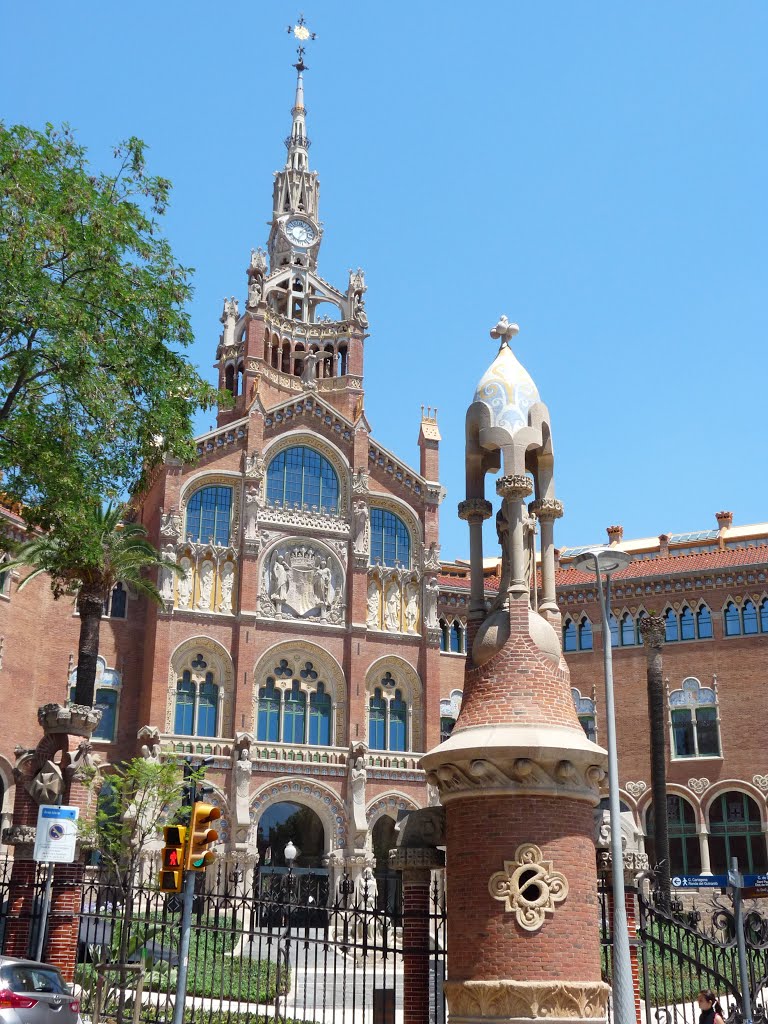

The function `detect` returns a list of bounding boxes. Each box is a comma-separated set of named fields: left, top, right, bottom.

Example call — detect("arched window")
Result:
left=562, top=618, right=577, bottom=652
left=257, top=680, right=281, bottom=743
left=760, top=598, right=768, bottom=633
left=742, top=599, right=758, bottom=635
left=173, top=653, right=222, bottom=738
left=283, top=680, right=307, bottom=744
left=309, top=683, right=332, bottom=745
left=257, top=659, right=332, bottom=746
left=224, top=364, right=235, bottom=394
left=174, top=671, right=195, bottom=735
left=439, top=618, right=449, bottom=652
left=578, top=618, right=593, bottom=651
left=664, top=608, right=679, bottom=643
left=369, top=688, right=386, bottom=749
left=620, top=612, right=635, bottom=646
left=389, top=690, right=408, bottom=752
left=724, top=601, right=741, bottom=636
left=669, top=677, right=720, bottom=758
left=646, top=796, right=700, bottom=875
left=369, top=683, right=409, bottom=752
left=450, top=620, right=464, bottom=654
left=440, top=716, right=456, bottom=742
left=197, top=674, right=219, bottom=738
left=108, top=582, right=127, bottom=619
left=185, top=486, right=233, bottom=546
left=266, top=446, right=340, bottom=514
left=679, top=606, right=695, bottom=641
left=572, top=687, right=596, bottom=742
left=696, top=605, right=713, bottom=639
left=709, top=792, right=767, bottom=874
left=370, top=509, right=411, bottom=568
left=609, top=613, right=619, bottom=648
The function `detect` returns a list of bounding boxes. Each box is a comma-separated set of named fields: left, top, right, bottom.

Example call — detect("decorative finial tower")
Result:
left=422, top=318, right=609, bottom=1024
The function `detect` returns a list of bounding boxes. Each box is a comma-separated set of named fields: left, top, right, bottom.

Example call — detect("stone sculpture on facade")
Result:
left=219, top=562, right=235, bottom=613
left=366, top=580, right=380, bottom=628
left=197, top=560, right=214, bottom=610
left=347, top=742, right=368, bottom=847
left=160, top=509, right=182, bottom=541
left=384, top=581, right=401, bottom=631
left=178, top=557, right=193, bottom=609
left=423, top=575, right=440, bottom=628
left=261, top=543, right=345, bottom=623
left=352, top=501, right=369, bottom=555
left=159, top=545, right=176, bottom=603
left=404, top=582, right=419, bottom=633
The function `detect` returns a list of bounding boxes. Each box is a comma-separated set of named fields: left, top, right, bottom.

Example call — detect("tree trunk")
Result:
left=640, top=615, right=671, bottom=907
left=73, top=590, right=104, bottom=706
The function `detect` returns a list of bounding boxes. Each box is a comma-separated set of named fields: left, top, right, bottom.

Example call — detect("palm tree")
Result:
left=7, top=502, right=180, bottom=706
left=639, top=612, right=670, bottom=907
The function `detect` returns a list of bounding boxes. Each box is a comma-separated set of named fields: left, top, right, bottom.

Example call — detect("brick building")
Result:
left=1, top=60, right=767, bottom=897
left=437, top=513, right=768, bottom=884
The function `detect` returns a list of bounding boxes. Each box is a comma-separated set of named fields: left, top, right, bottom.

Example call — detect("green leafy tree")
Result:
left=5, top=502, right=180, bottom=705
left=0, top=121, right=222, bottom=530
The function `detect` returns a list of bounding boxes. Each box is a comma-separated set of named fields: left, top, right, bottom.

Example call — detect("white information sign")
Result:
left=33, top=804, right=79, bottom=864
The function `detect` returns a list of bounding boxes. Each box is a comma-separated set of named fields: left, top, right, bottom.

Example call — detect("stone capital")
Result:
left=529, top=497, right=564, bottom=521
left=389, top=846, right=445, bottom=877
left=458, top=498, right=493, bottom=523
left=495, top=475, right=533, bottom=500
left=38, top=702, right=102, bottom=739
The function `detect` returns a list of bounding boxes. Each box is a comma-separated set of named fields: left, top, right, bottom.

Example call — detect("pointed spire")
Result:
left=286, top=66, right=310, bottom=171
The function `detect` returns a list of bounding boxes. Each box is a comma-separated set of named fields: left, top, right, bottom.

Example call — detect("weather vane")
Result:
left=287, top=13, right=317, bottom=72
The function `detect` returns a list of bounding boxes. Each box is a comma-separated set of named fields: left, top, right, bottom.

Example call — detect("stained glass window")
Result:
left=266, top=446, right=339, bottom=513
left=370, top=509, right=411, bottom=568
left=186, top=486, right=232, bottom=546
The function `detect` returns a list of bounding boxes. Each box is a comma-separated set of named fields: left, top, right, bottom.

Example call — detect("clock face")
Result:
left=285, top=218, right=316, bottom=247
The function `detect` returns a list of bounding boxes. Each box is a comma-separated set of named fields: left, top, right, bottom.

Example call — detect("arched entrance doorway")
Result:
left=256, top=801, right=329, bottom=922
left=371, top=815, right=400, bottom=913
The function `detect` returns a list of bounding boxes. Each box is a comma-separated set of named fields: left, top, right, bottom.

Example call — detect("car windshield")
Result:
left=0, top=966, right=68, bottom=994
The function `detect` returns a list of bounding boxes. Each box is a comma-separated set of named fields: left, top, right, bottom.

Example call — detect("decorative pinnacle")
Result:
left=490, top=315, right=520, bottom=349
left=287, top=13, right=317, bottom=71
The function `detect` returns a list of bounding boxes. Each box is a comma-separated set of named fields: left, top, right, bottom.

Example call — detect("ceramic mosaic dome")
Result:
left=473, top=318, right=540, bottom=439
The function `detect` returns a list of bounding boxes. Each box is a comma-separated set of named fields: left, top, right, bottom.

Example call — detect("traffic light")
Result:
left=186, top=802, right=220, bottom=871
left=159, top=825, right=187, bottom=893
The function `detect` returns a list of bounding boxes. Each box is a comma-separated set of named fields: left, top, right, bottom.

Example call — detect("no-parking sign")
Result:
left=33, top=805, right=79, bottom=863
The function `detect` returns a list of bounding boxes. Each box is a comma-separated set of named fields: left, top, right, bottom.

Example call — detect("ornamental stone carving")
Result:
left=443, top=980, right=609, bottom=1021
left=752, top=775, right=768, bottom=792
left=351, top=469, right=369, bottom=495
left=457, top=498, right=493, bottom=522
left=259, top=541, right=345, bottom=624
left=625, top=780, right=647, bottom=799
left=689, top=777, right=712, bottom=795
left=160, top=508, right=182, bottom=541
left=496, top=474, right=534, bottom=499
left=424, top=542, right=442, bottom=572
left=488, top=843, right=568, bottom=931
left=528, top=497, right=564, bottom=521
left=38, top=702, right=102, bottom=738
left=352, top=501, right=369, bottom=562
left=2, top=824, right=37, bottom=847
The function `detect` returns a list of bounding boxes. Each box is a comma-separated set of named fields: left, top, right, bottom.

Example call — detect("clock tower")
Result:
left=267, top=54, right=322, bottom=282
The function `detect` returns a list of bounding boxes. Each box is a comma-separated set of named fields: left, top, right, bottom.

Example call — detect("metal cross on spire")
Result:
left=286, top=13, right=317, bottom=72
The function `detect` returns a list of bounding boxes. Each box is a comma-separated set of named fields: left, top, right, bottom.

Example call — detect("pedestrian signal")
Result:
left=186, top=802, right=220, bottom=871
left=159, top=825, right=187, bottom=893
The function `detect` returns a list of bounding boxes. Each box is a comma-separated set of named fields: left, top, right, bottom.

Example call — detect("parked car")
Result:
left=0, top=957, right=80, bottom=1024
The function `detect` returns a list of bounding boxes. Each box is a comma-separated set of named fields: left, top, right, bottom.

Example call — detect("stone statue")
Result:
left=245, top=486, right=259, bottom=539
left=271, top=555, right=290, bottom=610
left=159, top=545, right=175, bottom=602
left=384, top=582, right=401, bottom=632
left=197, top=560, right=214, bottom=610
left=366, top=580, right=380, bottom=628
left=178, top=557, right=193, bottom=609
left=248, top=279, right=262, bottom=307
left=316, top=558, right=332, bottom=608
left=405, top=583, right=419, bottom=633
left=353, top=501, right=369, bottom=555
left=250, top=247, right=267, bottom=273
left=424, top=576, right=440, bottom=628
left=356, top=866, right=378, bottom=942
left=234, top=746, right=252, bottom=825
left=300, top=350, right=318, bottom=384
left=219, top=562, right=235, bottom=613
left=348, top=751, right=368, bottom=837
left=491, top=501, right=512, bottom=610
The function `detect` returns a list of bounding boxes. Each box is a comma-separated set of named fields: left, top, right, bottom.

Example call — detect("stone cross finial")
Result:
left=490, top=315, right=520, bottom=347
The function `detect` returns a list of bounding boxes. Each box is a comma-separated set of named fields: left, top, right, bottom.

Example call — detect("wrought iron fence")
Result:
left=0, top=855, right=447, bottom=1024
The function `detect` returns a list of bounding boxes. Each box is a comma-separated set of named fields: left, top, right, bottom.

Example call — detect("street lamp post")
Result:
left=572, top=546, right=635, bottom=1024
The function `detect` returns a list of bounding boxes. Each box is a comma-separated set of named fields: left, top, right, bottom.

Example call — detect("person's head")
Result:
left=698, top=991, right=724, bottom=1015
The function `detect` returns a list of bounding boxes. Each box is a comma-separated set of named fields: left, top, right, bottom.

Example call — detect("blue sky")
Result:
left=2, top=2, right=766, bottom=560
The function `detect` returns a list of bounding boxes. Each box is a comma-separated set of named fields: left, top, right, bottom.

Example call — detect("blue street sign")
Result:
left=671, top=873, right=768, bottom=890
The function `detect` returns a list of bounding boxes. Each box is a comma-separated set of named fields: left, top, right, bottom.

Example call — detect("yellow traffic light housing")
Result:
left=158, top=825, right=187, bottom=893
left=186, top=802, right=220, bottom=871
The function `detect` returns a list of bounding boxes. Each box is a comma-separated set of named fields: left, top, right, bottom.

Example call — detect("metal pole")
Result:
left=593, top=558, right=636, bottom=1024
left=731, top=857, right=753, bottom=1024
left=171, top=869, right=196, bottom=1024
left=34, top=863, right=54, bottom=962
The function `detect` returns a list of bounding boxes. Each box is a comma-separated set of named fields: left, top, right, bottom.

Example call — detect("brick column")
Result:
left=44, top=862, right=85, bottom=982
left=3, top=856, right=37, bottom=958
left=625, top=891, right=641, bottom=1024
left=599, top=853, right=644, bottom=1024
left=391, top=845, right=445, bottom=1024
